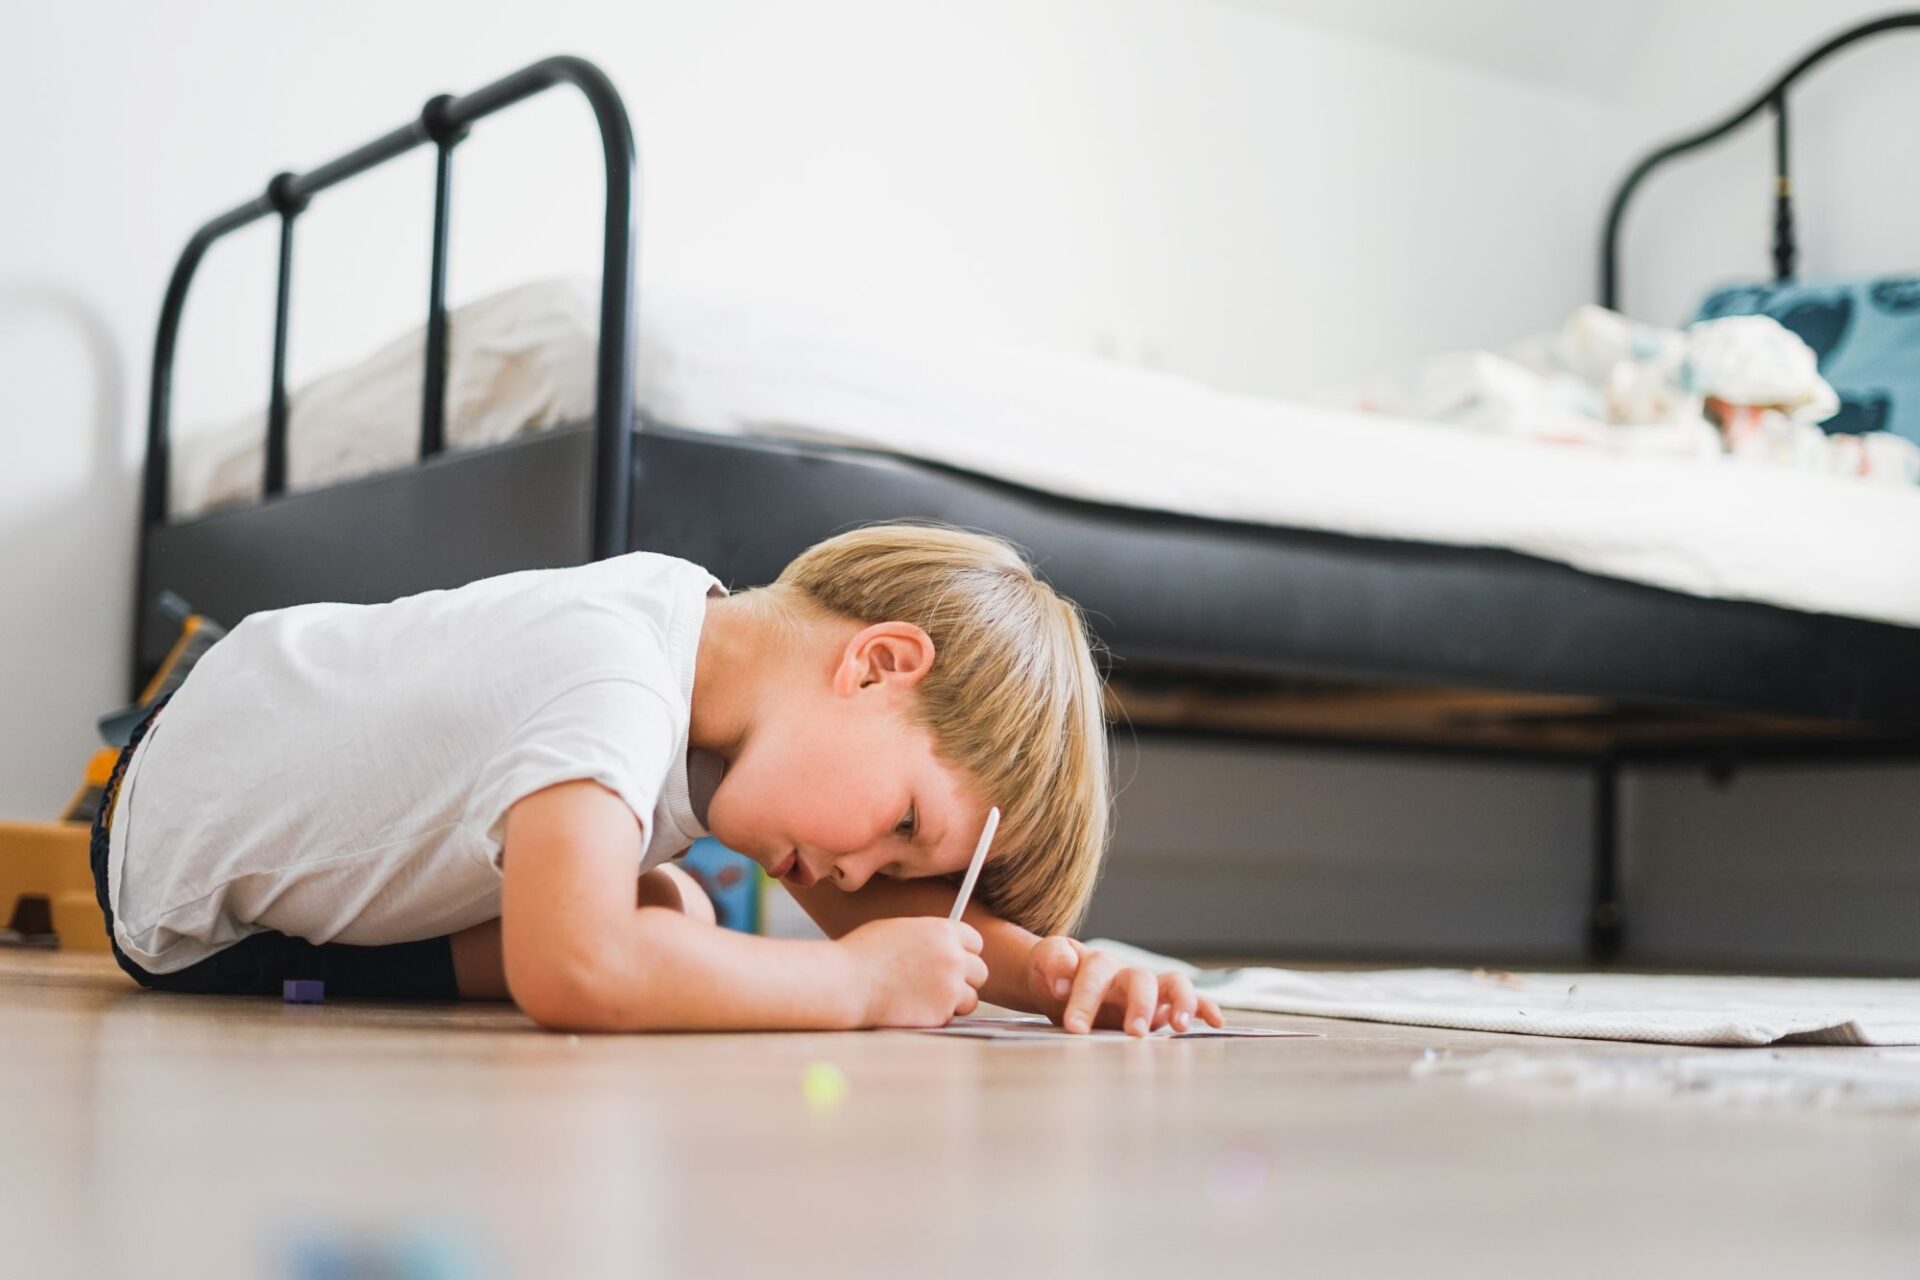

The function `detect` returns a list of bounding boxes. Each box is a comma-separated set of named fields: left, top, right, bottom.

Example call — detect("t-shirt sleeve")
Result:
left=464, top=677, right=680, bottom=866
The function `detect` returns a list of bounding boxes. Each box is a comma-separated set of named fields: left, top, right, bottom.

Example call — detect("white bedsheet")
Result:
left=173, top=279, right=1920, bottom=628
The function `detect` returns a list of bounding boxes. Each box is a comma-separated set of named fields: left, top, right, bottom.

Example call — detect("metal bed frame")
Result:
left=133, top=26, right=1920, bottom=966
left=1602, top=10, right=1920, bottom=312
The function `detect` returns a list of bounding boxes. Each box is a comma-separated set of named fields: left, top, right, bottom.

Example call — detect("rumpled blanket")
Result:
left=1086, top=938, right=1920, bottom=1047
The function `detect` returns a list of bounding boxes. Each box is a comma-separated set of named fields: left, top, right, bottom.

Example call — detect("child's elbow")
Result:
left=510, top=963, right=605, bottom=1032
left=504, top=938, right=631, bottom=1033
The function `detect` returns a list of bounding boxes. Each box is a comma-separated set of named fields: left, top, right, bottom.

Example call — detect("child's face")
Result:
left=702, top=622, right=991, bottom=894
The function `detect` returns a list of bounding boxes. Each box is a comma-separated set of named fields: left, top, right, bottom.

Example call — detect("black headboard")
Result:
left=1600, top=11, right=1920, bottom=314
left=138, top=55, right=639, bottom=684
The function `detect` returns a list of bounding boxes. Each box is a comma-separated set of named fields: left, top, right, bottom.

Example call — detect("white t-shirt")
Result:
left=106, top=551, right=727, bottom=974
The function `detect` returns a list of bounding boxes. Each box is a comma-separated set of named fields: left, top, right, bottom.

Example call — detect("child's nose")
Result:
left=831, top=852, right=879, bottom=892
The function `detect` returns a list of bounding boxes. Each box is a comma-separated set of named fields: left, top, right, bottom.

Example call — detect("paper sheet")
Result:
left=914, top=1015, right=1319, bottom=1041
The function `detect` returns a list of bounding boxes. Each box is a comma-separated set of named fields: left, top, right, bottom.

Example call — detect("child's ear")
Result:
left=836, top=622, right=935, bottom=694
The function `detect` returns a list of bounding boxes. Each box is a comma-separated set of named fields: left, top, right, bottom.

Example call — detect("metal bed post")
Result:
left=133, top=55, right=638, bottom=700
left=1586, top=753, right=1622, bottom=964
left=1771, top=93, right=1795, bottom=284
left=263, top=173, right=307, bottom=496
left=419, top=94, right=468, bottom=460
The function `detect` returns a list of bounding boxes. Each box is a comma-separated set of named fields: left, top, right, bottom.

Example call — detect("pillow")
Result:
left=1694, top=276, right=1920, bottom=445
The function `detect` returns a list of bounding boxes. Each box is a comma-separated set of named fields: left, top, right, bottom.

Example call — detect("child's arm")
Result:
left=499, top=779, right=863, bottom=1031
left=498, top=780, right=984, bottom=1033
left=448, top=863, right=714, bottom=1001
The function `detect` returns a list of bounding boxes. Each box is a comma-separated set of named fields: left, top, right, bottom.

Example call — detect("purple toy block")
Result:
left=283, top=979, right=325, bottom=1004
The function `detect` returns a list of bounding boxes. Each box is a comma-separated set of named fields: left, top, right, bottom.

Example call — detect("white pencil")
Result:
left=949, top=806, right=1001, bottom=921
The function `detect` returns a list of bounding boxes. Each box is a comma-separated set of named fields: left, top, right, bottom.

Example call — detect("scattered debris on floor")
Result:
left=802, top=1060, right=850, bottom=1113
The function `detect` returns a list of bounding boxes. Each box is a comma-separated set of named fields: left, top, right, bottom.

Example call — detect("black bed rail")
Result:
left=140, top=55, right=637, bottom=615
left=1600, top=11, right=1920, bottom=314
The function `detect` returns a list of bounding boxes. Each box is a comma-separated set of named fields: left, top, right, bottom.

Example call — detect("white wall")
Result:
left=2, top=1, right=1913, bottom=968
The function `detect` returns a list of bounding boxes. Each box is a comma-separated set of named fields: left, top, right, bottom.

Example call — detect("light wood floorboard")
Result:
left=5, top=950, right=1919, bottom=1279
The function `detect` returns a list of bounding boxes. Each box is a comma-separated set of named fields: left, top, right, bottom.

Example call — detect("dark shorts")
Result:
left=89, top=692, right=460, bottom=1001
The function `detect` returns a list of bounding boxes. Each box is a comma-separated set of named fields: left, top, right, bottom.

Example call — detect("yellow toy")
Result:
left=0, top=593, right=225, bottom=951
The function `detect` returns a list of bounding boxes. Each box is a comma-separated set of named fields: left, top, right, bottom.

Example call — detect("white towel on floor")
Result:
left=1085, top=939, right=1920, bottom=1047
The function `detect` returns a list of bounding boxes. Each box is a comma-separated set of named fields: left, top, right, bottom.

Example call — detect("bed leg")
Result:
left=1587, top=755, right=1623, bottom=964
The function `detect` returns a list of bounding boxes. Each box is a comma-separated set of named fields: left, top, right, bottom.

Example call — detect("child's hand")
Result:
left=1025, top=936, right=1225, bottom=1036
left=837, top=916, right=988, bottom=1028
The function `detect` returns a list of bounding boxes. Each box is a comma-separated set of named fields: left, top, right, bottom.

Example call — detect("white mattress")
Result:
left=173, top=279, right=1920, bottom=628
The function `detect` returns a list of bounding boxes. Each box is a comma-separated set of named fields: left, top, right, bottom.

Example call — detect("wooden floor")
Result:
left=6, top=950, right=1920, bottom=1279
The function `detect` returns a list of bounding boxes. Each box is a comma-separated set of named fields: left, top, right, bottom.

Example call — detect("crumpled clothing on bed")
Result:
left=1343, top=305, right=1920, bottom=485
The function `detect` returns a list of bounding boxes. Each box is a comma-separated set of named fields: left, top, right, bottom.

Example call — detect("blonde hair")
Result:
left=762, top=523, right=1110, bottom=937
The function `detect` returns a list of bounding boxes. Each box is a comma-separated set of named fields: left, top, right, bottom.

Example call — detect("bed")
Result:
left=132, top=34, right=1920, bottom=964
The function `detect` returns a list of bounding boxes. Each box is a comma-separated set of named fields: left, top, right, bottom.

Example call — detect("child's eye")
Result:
left=896, top=803, right=918, bottom=838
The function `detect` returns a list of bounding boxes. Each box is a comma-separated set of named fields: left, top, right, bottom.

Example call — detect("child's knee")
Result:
left=638, top=863, right=716, bottom=927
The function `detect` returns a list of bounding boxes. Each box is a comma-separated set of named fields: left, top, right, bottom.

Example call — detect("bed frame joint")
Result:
left=420, top=94, right=470, bottom=148
left=264, top=171, right=309, bottom=218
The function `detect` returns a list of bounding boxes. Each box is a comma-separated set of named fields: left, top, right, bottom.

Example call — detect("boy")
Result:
left=92, top=525, right=1222, bottom=1035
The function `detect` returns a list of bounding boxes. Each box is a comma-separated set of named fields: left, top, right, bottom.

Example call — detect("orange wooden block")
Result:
left=0, top=820, right=109, bottom=952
